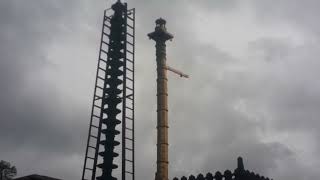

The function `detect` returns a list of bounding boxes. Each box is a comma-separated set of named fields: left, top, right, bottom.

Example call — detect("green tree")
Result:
left=0, top=160, right=17, bottom=180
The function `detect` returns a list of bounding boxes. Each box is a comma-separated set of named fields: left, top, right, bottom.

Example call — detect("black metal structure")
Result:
left=172, top=157, right=274, bottom=180
left=81, top=1, right=135, bottom=180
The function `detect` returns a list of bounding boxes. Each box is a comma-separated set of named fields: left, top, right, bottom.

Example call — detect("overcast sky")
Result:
left=1, top=0, right=320, bottom=180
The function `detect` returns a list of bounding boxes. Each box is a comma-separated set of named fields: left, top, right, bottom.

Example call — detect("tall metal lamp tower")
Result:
left=82, top=1, right=135, bottom=180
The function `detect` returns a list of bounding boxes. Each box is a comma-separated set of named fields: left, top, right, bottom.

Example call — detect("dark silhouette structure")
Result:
left=172, top=157, right=273, bottom=180
left=81, top=1, right=135, bottom=180
left=14, top=174, right=60, bottom=180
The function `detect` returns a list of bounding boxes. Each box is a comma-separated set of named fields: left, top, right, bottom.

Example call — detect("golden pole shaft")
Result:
left=155, top=41, right=169, bottom=180
left=148, top=18, right=173, bottom=180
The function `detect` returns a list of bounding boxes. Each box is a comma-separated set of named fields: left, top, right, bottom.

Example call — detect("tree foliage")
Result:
left=0, top=160, right=17, bottom=180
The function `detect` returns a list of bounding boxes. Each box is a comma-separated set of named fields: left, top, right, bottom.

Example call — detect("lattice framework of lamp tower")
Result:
left=82, top=1, right=135, bottom=180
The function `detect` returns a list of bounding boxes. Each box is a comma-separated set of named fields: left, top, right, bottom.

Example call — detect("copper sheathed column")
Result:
left=148, top=18, right=173, bottom=180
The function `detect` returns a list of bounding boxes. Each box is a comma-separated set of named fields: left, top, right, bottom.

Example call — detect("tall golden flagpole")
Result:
left=148, top=18, right=173, bottom=180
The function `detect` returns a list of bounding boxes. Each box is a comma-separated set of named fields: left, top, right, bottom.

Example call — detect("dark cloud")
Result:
left=191, top=0, right=239, bottom=12
left=251, top=0, right=320, bottom=35
left=0, top=0, right=94, bottom=179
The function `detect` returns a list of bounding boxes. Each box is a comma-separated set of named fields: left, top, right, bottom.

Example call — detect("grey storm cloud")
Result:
left=251, top=0, right=320, bottom=35
left=1, top=1, right=320, bottom=180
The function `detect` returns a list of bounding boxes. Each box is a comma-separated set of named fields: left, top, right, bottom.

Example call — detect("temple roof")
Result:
left=15, top=174, right=61, bottom=180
